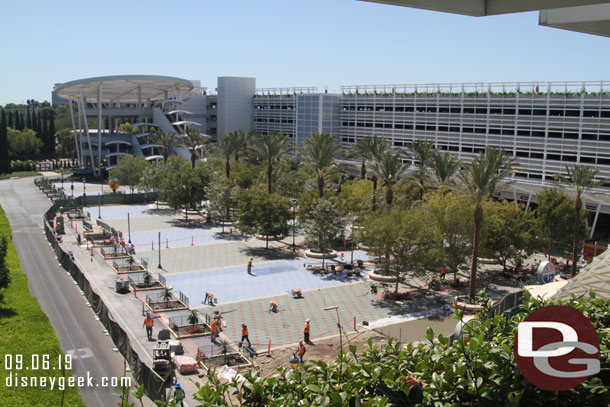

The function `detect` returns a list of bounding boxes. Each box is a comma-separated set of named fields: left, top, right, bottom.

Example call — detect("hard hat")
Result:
left=306, top=319, right=310, bottom=322
left=175, top=383, right=181, bottom=388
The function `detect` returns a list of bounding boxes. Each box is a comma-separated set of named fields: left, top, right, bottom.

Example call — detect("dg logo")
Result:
left=513, top=305, right=600, bottom=391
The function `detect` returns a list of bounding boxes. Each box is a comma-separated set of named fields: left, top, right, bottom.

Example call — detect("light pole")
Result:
left=82, top=178, right=86, bottom=207
left=324, top=305, right=343, bottom=384
left=61, top=172, right=64, bottom=190
left=157, top=231, right=162, bottom=269
left=71, top=178, right=74, bottom=199
left=291, top=198, right=297, bottom=253
left=98, top=182, right=103, bottom=218
left=128, top=212, right=131, bottom=243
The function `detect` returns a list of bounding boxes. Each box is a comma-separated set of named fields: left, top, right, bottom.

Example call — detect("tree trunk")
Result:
left=267, top=162, right=273, bottom=194
left=372, top=177, right=377, bottom=211
left=469, top=202, right=483, bottom=301
left=385, top=184, right=393, bottom=206
left=191, top=152, right=196, bottom=169
left=317, top=174, right=324, bottom=198
left=225, top=160, right=231, bottom=178
left=235, top=152, right=240, bottom=162
left=360, top=160, right=366, bottom=180
left=266, top=236, right=269, bottom=249
left=571, top=196, right=581, bottom=277
left=395, top=268, right=400, bottom=293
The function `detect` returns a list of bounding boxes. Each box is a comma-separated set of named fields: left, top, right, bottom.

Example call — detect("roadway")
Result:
left=0, top=176, right=145, bottom=406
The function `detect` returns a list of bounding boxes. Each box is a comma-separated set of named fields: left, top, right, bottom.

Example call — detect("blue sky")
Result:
left=1, top=0, right=608, bottom=105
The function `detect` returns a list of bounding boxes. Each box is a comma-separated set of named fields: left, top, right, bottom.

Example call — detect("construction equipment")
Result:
left=152, top=341, right=174, bottom=381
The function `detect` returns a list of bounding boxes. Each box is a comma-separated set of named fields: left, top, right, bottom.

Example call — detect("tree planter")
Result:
left=255, top=234, right=285, bottom=241
left=478, top=257, right=501, bottom=265
left=368, top=270, right=404, bottom=283
left=304, top=249, right=337, bottom=259
left=454, top=300, right=494, bottom=313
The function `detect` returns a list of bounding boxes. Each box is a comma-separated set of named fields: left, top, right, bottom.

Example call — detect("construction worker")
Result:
left=297, top=341, right=306, bottom=363
left=303, top=319, right=310, bottom=343
left=173, top=383, right=185, bottom=407
left=240, top=324, right=251, bottom=348
left=143, top=312, right=154, bottom=341
left=203, top=291, right=213, bottom=305
left=441, top=267, right=446, bottom=280
left=214, top=312, right=224, bottom=332
left=210, top=317, right=218, bottom=342
left=247, top=258, right=253, bottom=275
left=269, top=301, right=278, bottom=313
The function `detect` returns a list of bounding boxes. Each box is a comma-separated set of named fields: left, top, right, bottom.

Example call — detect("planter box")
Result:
left=368, top=270, right=403, bottom=283
left=304, top=249, right=337, bottom=259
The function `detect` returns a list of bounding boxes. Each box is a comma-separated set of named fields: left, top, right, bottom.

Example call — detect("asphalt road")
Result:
left=0, top=177, right=132, bottom=406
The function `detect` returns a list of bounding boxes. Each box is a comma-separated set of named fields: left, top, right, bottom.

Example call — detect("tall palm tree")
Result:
left=351, top=137, right=373, bottom=180
left=368, top=136, right=390, bottom=211
left=233, top=130, right=255, bottom=162
left=371, top=149, right=409, bottom=206
left=218, top=132, right=241, bottom=178
left=302, top=133, right=342, bottom=198
left=458, top=148, right=516, bottom=301
left=179, top=128, right=210, bottom=168
left=149, top=130, right=178, bottom=162
left=562, top=165, right=601, bottom=277
left=251, top=132, right=291, bottom=193
left=409, top=140, right=435, bottom=201
left=430, top=150, right=460, bottom=189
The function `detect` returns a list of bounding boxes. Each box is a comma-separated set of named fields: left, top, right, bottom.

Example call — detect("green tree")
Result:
left=302, top=197, right=345, bottom=268
left=349, top=136, right=374, bottom=180
left=236, top=187, right=291, bottom=249
left=339, top=179, right=374, bottom=220
left=302, top=133, right=342, bottom=198
left=535, top=187, right=581, bottom=257
left=207, top=175, right=237, bottom=233
left=138, top=161, right=168, bottom=206
left=55, top=129, right=76, bottom=158
left=179, top=128, right=210, bottom=168
left=160, top=156, right=209, bottom=219
left=109, top=155, right=147, bottom=194
left=251, top=132, right=291, bottom=194
left=430, top=150, right=460, bottom=189
left=422, top=191, right=473, bottom=283
left=480, top=200, right=538, bottom=269
left=0, top=109, right=9, bottom=173
left=361, top=207, right=437, bottom=292
left=367, top=136, right=390, bottom=211
left=371, top=149, right=409, bottom=206
left=408, top=140, right=434, bottom=200
left=458, top=148, right=516, bottom=301
left=7, top=128, right=43, bottom=159
left=149, top=130, right=178, bottom=162
left=561, top=165, right=603, bottom=276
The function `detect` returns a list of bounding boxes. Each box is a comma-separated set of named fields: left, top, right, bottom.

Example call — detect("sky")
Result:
left=0, top=0, right=608, bottom=105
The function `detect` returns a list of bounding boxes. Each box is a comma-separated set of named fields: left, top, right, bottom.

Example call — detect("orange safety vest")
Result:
left=144, top=317, right=154, bottom=327
left=304, top=322, right=310, bottom=333
left=298, top=345, right=306, bottom=356
left=248, top=259, right=252, bottom=266
left=211, top=319, right=217, bottom=332
left=242, top=326, right=248, bottom=336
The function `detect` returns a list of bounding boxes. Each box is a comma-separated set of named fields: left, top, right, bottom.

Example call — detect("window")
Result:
left=519, top=109, right=532, bottom=115
left=562, top=155, right=577, bottom=162
left=416, top=125, right=425, bottom=131
left=438, top=126, right=449, bottom=132
left=550, top=109, right=563, bottom=116
left=582, top=133, right=597, bottom=140
left=583, top=110, right=600, bottom=118
left=503, top=108, right=516, bottom=114
left=530, top=152, right=544, bottom=159
left=564, top=132, right=578, bottom=140
left=547, top=154, right=560, bottom=160
left=475, top=108, right=487, bottom=114
left=463, top=127, right=474, bottom=133
left=464, top=108, right=475, bottom=114
left=597, top=157, right=610, bottom=165
left=533, top=109, right=546, bottom=116
left=516, top=151, right=529, bottom=158
left=502, top=129, right=513, bottom=136
left=489, top=128, right=501, bottom=135
left=490, top=108, right=502, bottom=114
left=566, top=110, right=580, bottom=117
left=439, top=107, right=449, bottom=113
left=531, top=130, right=545, bottom=138
left=549, top=132, right=562, bottom=139
left=462, top=146, right=473, bottom=153
left=475, top=128, right=486, bottom=134
left=450, top=126, right=460, bottom=132
left=580, top=156, right=595, bottom=164
left=517, top=129, right=530, bottom=136
left=450, top=107, right=461, bottom=113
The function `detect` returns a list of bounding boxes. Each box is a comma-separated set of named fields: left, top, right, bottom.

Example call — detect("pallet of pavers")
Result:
left=173, top=355, right=198, bottom=374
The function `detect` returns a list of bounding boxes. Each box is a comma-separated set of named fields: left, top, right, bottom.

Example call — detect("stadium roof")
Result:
left=53, top=75, right=195, bottom=103
left=553, top=248, right=610, bottom=300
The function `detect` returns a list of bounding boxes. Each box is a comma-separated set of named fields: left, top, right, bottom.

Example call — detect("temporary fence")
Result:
left=145, top=291, right=188, bottom=312
left=168, top=313, right=210, bottom=338
left=489, top=290, right=524, bottom=315
left=42, top=204, right=167, bottom=402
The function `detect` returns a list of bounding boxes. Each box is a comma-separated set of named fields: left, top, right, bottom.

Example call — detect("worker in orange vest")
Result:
left=240, top=324, right=251, bottom=348
left=210, top=317, right=218, bottom=342
left=143, top=312, right=154, bottom=340
left=297, top=341, right=306, bottom=363
left=247, top=258, right=253, bottom=275
left=303, top=319, right=310, bottom=343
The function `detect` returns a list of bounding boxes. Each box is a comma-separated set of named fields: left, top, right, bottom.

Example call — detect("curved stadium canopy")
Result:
left=53, top=75, right=194, bottom=103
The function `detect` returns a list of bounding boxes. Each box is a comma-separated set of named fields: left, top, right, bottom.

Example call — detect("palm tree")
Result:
left=179, top=128, right=210, bottom=168
left=371, top=149, right=409, bottom=206
left=458, top=148, right=516, bottom=301
left=218, top=132, right=241, bottom=178
left=149, top=130, right=178, bottom=162
left=430, top=150, right=460, bottom=189
left=368, top=136, right=390, bottom=211
left=409, top=140, right=435, bottom=201
left=251, top=132, right=291, bottom=193
left=562, top=165, right=602, bottom=277
left=351, top=137, right=373, bottom=180
left=302, top=133, right=342, bottom=198
left=233, top=130, right=255, bottom=162
left=187, top=310, right=199, bottom=334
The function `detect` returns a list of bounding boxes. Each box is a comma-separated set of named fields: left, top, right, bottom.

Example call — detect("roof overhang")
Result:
left=359, top=1, right=610, bottom=37
left=53, top=75, right=195, bottom=103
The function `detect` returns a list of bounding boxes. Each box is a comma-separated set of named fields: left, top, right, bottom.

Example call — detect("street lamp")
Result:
left=127, top=212, right=131, bottom=243
left=289, top=353, right=300, bottom=368
left=61, top=172, right=64, bottom=190
left=324, top=305, right=343, bottom=384
left=82, top=178, right=86, bottom=207
left=71, top=178, right=74, bottom=199
left=291, top=198, right=297, bottom=253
